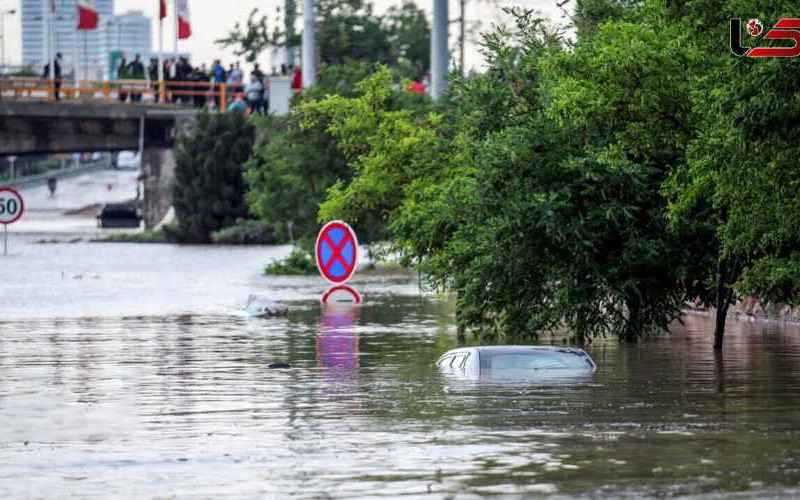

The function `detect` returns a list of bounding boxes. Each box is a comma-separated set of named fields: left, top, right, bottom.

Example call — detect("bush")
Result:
left=90, top=229, right=173, bottom=244
left=173, top=111, right=256, bottom=243
left=211, top=220, right=289, bottom=245
left=264, top=248, right=317, bottom=275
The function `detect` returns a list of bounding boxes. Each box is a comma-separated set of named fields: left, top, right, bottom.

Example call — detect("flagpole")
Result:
left=43, top=0, right=51, bottom=79
left=74, top=21, right=80, bottom=90
left=173, top=0, right=178, bottom=55
left=158, top=0, right=164, bottom=102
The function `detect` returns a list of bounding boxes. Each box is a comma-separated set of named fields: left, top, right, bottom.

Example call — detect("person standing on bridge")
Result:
left=42, top=53, right=63, bottom=101
left=128, top=55, right=146, bottom=103
left=148, top=58, right=160, bottom=103
left=117, top=56, right=129, bottom=102
left=245, top=74, right=263, bottom=115
left=211, top=60, right=226, bottom=109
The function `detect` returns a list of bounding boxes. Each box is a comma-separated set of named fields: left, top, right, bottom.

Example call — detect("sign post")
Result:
left=316, top=220, right=361, bottom=305
left=0, top=187, right=25, bottom=256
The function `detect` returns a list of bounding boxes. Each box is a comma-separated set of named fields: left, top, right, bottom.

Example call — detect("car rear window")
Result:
left=479, top=350, right=591, bottom=370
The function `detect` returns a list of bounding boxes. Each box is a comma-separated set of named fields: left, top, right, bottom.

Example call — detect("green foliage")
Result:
left=242, top=0, right=800, bottom=348
left=246, top=65, right=431, bottom=243
left=572, top=0, right=639, bottom=38
left=311, top=10, right=707, bottom=342
left=215, top=8, right=283, bottom=63
left=173, top=111, right=256, bottom=243
left=216, top=0, right=429, bottom=77
left=210, top=220, right=288, bottom=245
left=664, top=0, right=800, bottom=346
left=245, top=108, right=349, bottom=240
left=264, top=247, right=317, bottom=275
left=90, top=229, right=173, bottom=244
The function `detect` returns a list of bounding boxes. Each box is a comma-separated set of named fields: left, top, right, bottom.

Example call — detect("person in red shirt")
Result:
left=291, top=66, right=303, bottom=91
left=408, top=79, right=426, bottom=94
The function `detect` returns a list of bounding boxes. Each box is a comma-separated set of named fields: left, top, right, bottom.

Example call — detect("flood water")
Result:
left=3, top=181, right=800, bottom=497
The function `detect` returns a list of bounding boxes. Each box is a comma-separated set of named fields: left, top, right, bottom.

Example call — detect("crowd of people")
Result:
left=115, top=55, right=309, bottom=114
left=41, top=52, right=427, bottom=110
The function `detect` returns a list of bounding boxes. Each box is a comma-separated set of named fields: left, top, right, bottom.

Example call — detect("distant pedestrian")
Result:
left=245, top=74, right=264, bottom=114
left=408, top=78, right=426, bottom=95
left=117, top=56, right=129, bottom=102
left=148, top=58, right=160, bottom=102
left=211, top=59, right=226, bottom=108
left=227, top=94, right=247, bottom=114
left=47, top=177, right=58, bottom=197
left=291, top=66, right=302, bottom=91
left=128, top=54, right=145, bottom=102
left=42, top=53, right=63, bottom=101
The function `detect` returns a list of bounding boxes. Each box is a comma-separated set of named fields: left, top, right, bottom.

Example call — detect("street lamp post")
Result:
left=0, top=9, right=17, bottom=76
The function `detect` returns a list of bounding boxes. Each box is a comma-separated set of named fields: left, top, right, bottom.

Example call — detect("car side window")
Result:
left=437, top=356, right=452, bottom=368
left=459, top=353, right=470, bottom=369
left=450, top=355, right=461, bottom=368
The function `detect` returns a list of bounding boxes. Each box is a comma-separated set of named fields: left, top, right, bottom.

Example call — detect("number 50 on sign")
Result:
left=0, top=187, right=25, bottom=256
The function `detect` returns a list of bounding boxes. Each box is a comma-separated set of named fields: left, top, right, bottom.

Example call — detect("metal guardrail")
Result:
left=3, top=159, right=112, bottom=189
left=0, top=76, right=253, bottom=110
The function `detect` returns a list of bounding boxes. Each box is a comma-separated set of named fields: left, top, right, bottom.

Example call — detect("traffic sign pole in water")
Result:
left=3, top=224, right=7, bottom=256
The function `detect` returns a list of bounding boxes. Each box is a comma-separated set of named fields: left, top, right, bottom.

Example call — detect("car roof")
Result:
left=440, top=346, right=589, bottom=357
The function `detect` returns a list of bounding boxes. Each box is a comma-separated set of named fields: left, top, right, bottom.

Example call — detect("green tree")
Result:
left=246, top=64, right=430, bottom=244
left=665, top=0, right=800, bottom=349
left=173, top=111, right=256, bottom=243
left=216, top=0, right=429, bottom=77
left=313, top=11, right=709, bottom=343
left=215, top=8, right=284, bottom=63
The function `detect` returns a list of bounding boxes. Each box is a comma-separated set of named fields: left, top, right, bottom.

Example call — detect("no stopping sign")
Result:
left=316, top=221, right=359, bottom=284
left=0, top=188, right=24, bottom=225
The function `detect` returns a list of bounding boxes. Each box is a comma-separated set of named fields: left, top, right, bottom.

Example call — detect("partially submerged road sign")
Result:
left=321, top=284, right=363, bottom=305
left=316, top=220, right=359, bottom=285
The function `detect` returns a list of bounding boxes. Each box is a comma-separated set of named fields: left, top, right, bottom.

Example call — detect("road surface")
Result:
left=11, top=168, right=140, bottom=235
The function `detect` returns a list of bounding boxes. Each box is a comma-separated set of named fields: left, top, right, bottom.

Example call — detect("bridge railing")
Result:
left=0, top=76, right=254, bottom=110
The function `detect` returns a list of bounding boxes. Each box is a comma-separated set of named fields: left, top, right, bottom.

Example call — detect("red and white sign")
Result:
left=316, top=221, right=359, bottom=285
left=0, top=187, right=25, bottom=225
left=160, top=0, right=168, bottom=20
left=321, top=285, right=363, bottom=305
left=77, top=0, right=98, bottom=30
left=177, top=0, right=192, bottom=39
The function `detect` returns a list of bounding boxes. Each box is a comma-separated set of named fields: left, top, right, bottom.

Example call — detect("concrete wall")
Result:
left=141, top=147, right=176, bottom=229
left=270, top=78, right=293, bottom=116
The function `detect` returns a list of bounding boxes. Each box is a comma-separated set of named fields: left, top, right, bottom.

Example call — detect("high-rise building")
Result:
left=102, top=10, right=152, bottom=78
left=21, top=0, right=114, bottom=79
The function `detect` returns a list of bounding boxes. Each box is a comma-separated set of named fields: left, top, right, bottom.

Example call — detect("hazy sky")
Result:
left=1, top=0, right=566, bottom=71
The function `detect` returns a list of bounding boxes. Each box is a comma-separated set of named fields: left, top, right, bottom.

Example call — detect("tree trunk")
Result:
left=623, top=295, right=641, bottom=343
left=713, top=257, right=736, bottom=351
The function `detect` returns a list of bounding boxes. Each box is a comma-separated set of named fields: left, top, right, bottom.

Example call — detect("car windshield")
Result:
left=479, top=350, right=590, bottom=371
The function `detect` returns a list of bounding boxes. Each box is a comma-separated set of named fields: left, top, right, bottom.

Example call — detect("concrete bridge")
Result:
left=0, top=101, right=195, bottom=228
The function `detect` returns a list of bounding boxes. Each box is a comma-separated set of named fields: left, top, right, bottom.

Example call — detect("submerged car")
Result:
left=437, top=346, right=596, bottom=380
left=96, top=203, right=142, bottom=229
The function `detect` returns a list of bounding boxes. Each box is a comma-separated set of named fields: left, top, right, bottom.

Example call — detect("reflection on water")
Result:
left=2, top=243, right=800, bottom=497
left=318, top=303, right=361, bottom=374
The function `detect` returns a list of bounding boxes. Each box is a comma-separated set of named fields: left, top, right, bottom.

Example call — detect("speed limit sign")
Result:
left=0, top=187, right=24, bottom=256
left=0, top=187, right=24, bottom=225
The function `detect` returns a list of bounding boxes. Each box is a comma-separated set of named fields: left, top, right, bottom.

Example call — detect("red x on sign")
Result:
left=316, top=221, right=359, bottom=284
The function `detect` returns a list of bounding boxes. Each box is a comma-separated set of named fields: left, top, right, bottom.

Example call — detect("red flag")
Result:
left=77, top=0, right=99, bottom=30
left=160, top=0, right=167, bottom=20
left=177, top=0, right=191, bottom=39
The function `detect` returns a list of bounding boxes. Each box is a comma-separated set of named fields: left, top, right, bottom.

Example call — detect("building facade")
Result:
left=20, top=1, right=158, bottom=81
left=21, top=0, right=114, bottom=79
left=102, top=10, right=152, bottom=78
